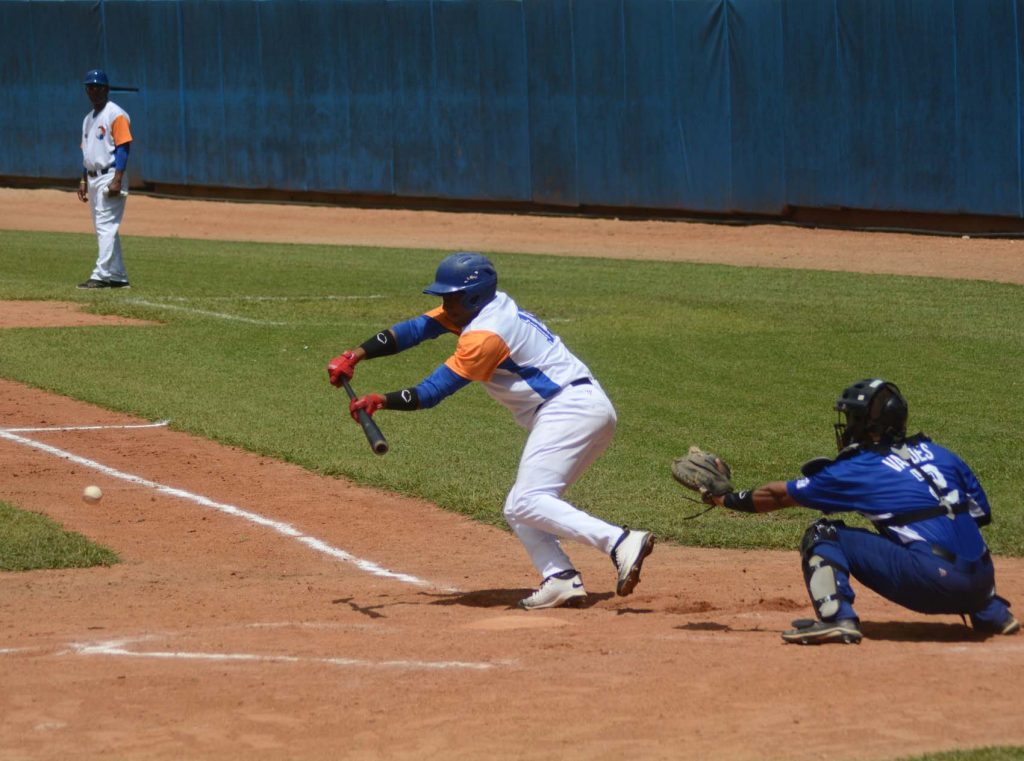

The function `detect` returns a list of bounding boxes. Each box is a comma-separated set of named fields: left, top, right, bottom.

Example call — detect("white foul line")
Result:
left=0, top=420, right=170, bottom=433
left=69, top=638, right=499, bottom=671
left=0, top=429, right=440, bottom=590
left=125, top=298, right=286, bottom=325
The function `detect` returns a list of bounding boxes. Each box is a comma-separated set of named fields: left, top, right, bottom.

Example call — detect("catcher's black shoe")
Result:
left=970, top=615, right=1020, bottom=636
left=782, top=618, right=862, bottom=645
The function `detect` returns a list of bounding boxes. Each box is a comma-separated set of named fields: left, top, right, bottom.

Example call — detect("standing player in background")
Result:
left=76, top=69, right=132, bottom=289
left=327, top=252, right=655, bottom=609
left=704, top=379, right=1018, bottom=644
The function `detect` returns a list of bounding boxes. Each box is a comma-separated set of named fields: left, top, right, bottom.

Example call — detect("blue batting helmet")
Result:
left=423, top=252, right=498, bottom=312
left=83, top=69, right=109, bottom=86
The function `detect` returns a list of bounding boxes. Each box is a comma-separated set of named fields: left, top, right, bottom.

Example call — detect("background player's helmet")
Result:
left=423, top=252, right=498, bottom=312
left=83, top=69, right=109, bottom=87
left=833, top=378, right=908, bottom=451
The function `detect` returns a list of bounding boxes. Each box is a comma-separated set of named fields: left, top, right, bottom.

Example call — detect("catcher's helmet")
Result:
left=423, top=252, right=497, bottom=312
left=833, top=378, right=908, bottom=451
left=83, top=69, right=109, bottom=87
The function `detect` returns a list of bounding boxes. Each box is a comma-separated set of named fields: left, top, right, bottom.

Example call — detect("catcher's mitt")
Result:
left=671, top=446, right=734, bottom=505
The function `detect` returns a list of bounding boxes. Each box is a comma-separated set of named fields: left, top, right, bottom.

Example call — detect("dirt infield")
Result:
left=1, top=189, right=1023, bottom=760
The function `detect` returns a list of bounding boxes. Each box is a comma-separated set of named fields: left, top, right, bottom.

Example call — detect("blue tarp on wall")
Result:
left=1, top=0, right=1022, bottom=219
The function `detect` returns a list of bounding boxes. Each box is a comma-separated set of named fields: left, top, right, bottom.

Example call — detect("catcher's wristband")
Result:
left=723, top=490, right=756, bottom=513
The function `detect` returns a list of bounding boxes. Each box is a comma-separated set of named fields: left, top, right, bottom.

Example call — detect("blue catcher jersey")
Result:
left=787, top=436, right=991, bottom=561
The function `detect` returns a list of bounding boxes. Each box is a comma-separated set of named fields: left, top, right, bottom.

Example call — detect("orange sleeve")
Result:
left=424, top=306, right=462, bottom=334
left=445, top=331, right=510, bottom=382
left=110, top=114, right=133, bottom=146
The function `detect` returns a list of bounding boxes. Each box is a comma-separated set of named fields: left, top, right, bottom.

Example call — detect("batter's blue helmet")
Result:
left=423, top=252, right=498, bottom=312
left=83, top=69, right=109, bottom=86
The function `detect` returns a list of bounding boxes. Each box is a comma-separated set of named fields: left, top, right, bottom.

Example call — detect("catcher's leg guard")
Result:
left=799, top=519, right=853, bottom=621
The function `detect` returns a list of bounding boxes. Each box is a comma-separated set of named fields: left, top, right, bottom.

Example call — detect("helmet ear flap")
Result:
left=833, top=379, right=907, bottom=451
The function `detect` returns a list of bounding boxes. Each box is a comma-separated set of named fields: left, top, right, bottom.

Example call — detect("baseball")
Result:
left=82, top=485, right=103, bottom=504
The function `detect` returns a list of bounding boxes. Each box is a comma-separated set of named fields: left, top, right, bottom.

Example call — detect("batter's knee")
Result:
left=503, top=489, right=549, bottom=523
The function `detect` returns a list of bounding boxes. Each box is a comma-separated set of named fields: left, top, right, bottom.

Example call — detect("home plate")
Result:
left=463, top=615, right=572, bottom=631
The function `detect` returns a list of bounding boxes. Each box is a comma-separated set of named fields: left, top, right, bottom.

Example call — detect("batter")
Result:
left=327, top=251, right=655, bottom=609
left=77, top=69, right=132, bottom=289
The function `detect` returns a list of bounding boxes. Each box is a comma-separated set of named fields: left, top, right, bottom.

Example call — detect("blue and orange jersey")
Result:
left=81, top=101, right=132, bottom=172
left=390, top=292, right=593, bottom=426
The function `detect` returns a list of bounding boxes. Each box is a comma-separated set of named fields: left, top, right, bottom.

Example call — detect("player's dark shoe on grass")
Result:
left=518, top=570, right=587, bottom=610
left=611, top=528, right=655, bottom=596
left=782, top=618, right=862, bottom=645
left=77, top=278, right=130, bottom=289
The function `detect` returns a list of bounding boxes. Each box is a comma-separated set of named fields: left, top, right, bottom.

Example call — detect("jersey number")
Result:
left=517, top=310, right=555, bottom=343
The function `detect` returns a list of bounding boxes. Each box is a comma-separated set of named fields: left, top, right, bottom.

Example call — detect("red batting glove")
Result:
left=350, top=394, right=386, bottom=421
left=327, top=351, right=360, bottom=386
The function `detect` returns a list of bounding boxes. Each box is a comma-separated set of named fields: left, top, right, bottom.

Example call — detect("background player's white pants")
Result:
left=87, top=173, right=128, bottom=283
left=503, top=381, right=622, bottom=579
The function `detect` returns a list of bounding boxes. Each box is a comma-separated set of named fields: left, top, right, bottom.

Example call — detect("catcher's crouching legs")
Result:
left=783, top=519, right=862, bottom=645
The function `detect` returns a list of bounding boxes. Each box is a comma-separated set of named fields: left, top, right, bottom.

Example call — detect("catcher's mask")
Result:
left=834, top=378, right=908, bottom=452
left=423, top=252, right=498, bottom=313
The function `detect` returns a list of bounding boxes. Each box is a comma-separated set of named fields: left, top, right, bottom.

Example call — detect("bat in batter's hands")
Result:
left=339, top=378, right=389, bottom=455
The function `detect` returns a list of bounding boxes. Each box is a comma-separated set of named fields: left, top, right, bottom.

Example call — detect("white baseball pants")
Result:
left=88, top=172, right=129, bottom=283
left=503, top=380, right=622, bottom=579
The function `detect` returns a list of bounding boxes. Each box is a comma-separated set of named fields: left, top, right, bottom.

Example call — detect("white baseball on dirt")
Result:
left=82, top=485, right=103, bottom=504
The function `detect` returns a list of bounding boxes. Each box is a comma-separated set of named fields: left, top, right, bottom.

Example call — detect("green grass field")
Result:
left=1, top=228, right=1022, bottom=559
left=0, top=500, right=118, bottom=571
left=2, top=228, right=1023, bottom=761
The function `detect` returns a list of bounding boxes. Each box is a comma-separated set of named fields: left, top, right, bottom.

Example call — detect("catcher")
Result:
left=672, top=378, right=1018, bottom=645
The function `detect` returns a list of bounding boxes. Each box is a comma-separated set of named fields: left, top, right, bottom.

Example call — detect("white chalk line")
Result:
left=0, top=635, right=505, bottom=671
left=123, top=294, right=385, bottom=326
left=66, top=637, right=500, bottom=671
left=0, top=429, right=447, bottom=590
left=124, top=298, right=286, bottom=326
left=0, top=420, right=170, bottom=433
left=158, top=294, right=385, bottom=303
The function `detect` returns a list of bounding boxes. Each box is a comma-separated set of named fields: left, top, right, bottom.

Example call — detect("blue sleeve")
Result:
left=391, top=314, right=453, bottom=350
left=113, top=142, right=130, bottom=171
left=414, top=364, right=471, bottom=409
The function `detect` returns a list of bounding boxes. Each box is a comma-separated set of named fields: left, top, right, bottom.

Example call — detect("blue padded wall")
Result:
left=2, top=0, right=1022, bottom=219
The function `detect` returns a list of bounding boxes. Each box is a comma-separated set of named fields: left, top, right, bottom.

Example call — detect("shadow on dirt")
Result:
left=860, top=620, right=988, bottom=642
left=431, top=588, right=615, bottom=609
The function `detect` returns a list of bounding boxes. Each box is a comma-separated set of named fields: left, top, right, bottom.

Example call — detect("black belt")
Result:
left=929, top=544, right=991, bottom=572
left=87, top=165, right=112, bottom=177
left=568, top=378, right=592, bottom=387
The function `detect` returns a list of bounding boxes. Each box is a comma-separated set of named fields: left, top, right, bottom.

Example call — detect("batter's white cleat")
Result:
left=611, top=528, right=655, bottom=596
left=518, top=570, right=587, bottom=610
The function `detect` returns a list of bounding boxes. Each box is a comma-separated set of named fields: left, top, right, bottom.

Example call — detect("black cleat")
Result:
left=782, top=618, right=862, bottom=645
left=77, top=279, right=130, bottom=289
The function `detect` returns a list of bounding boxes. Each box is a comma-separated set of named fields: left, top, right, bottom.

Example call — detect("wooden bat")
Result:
left=340, top=378, right=389, bottom=455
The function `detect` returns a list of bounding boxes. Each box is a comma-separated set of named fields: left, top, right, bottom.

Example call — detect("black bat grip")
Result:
left=340, top=378, right=389, bottom=455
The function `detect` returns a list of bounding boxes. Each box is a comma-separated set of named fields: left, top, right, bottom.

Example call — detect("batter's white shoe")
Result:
left=611, top=528, right=655, bottom=596
left=518, top=570, right=587, bottom=610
